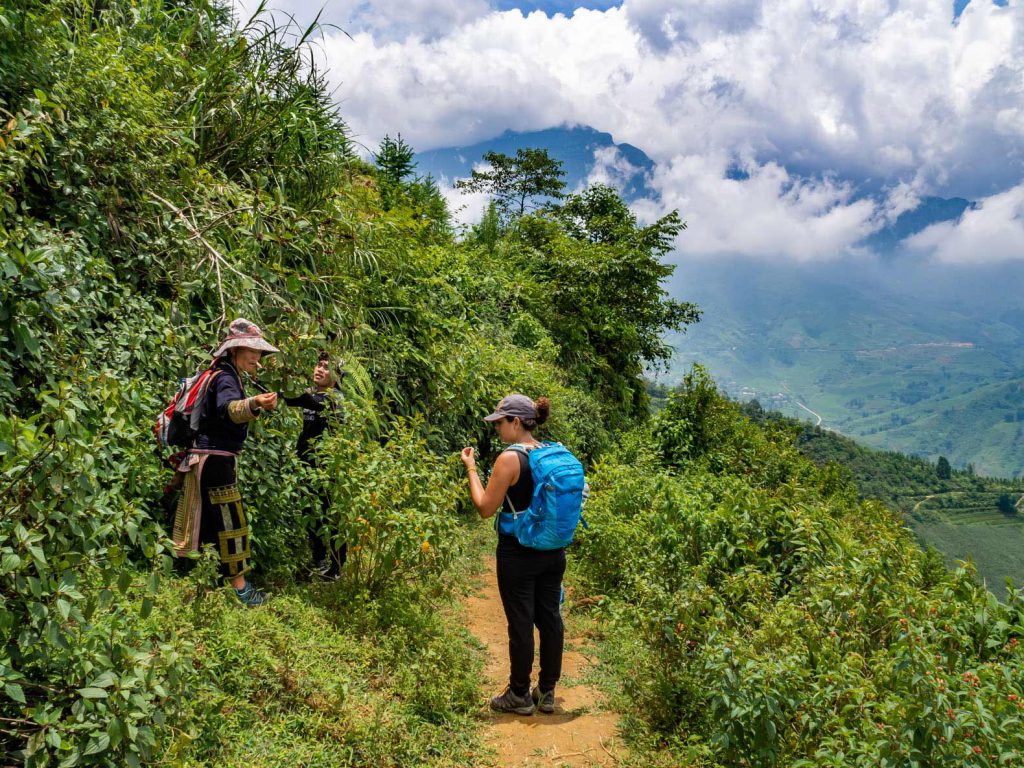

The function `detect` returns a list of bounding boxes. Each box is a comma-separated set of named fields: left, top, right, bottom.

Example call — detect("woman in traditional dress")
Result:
left=172, top=318, right=279, bottom=606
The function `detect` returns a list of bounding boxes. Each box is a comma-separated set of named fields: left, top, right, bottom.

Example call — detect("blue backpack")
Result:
left=496, top=442, right=586, bottom=550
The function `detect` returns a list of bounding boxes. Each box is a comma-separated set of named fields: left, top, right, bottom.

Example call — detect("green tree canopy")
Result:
left=375, top=133, right=416, bottom=211
left=456, top=148, right=565, bottom=220
left=937, top=455, right=952, bottom=479
left=508, top=185, right=700, bottom=420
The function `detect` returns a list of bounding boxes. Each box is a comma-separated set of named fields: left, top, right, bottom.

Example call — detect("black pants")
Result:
left=308, top=492, right=347, bottom=568
left=301, top=455, right=346, bottom=568
left=496, top=537, right=565, bottom=696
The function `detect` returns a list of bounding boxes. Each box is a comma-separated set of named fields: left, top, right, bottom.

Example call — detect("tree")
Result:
left=375, top=133, right=416, bottom=210
left=936, top=455, right=952, bottom=480
left=514, top=184, right=700, bottom=419
left=557, top=183, right=646, bottom=244
left=472, top=200, right=502, bottom=252
left=455, top=148, right=565, bottom=220
left=998, top=493, right=1017, bottom=515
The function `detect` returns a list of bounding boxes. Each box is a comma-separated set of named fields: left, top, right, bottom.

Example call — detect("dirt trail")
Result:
left=464, top=555, right=623, bottom=767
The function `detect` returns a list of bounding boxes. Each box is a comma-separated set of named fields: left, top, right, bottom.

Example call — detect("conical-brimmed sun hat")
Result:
left=212, top=318, right=280, bottom=358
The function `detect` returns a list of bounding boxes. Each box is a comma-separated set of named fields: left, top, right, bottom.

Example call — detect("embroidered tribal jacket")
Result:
left=194, top=359, right=260, bottom=453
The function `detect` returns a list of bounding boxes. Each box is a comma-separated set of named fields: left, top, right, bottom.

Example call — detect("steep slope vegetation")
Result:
left=0, top=2, right=688, bottom=764
left=4, top=3, right=1024, bottom=768
left=574, top=367, right=1024, bottom=767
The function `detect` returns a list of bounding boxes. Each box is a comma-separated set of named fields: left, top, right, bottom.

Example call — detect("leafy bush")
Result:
left=577, top=381, right=1024, bottom=767
left=317, top=416, right=465, bottom=596
left=0, top=366, right=196, bottom=766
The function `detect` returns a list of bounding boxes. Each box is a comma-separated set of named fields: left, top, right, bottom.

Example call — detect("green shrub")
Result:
left=577, top=400, right=1024, bottom=767
left=317, top=415, right=465, bottom=596
left=0, top=375, right=192, bottom=766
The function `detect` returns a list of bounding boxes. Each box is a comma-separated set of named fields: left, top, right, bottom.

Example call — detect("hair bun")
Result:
left=534, top=396, right=551, bottom=426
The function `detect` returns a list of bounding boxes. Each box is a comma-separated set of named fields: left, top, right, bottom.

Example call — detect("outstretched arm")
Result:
left=461, top=448, right=520, bottom=520
left=214, top=373, right=276, bottom=423
left=282, top=392, right=322, bottom=410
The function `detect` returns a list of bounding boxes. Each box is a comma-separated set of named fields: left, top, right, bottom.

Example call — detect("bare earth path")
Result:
left=464, top=555, right=623, bottom=767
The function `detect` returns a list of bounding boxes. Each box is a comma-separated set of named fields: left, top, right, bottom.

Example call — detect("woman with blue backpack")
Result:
left=460, top=394, right=586, bottom=716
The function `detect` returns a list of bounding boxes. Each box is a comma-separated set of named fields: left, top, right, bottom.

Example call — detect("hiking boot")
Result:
left=490, top=687, right=534, bottom=715
left=531, top=686, right=555, bottom=714
left=234, top=581, right=268, bottom=607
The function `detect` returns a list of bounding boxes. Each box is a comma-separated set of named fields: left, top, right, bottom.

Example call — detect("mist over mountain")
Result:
left=859, top=196, right=974, bottom=256
left=665, top=258, right=1024, bottom=477
left=414, top=125, right=655, bottom=199
left=419, top=125, right=979, bottom=257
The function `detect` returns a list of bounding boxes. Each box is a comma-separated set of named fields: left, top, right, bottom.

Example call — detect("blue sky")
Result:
left=237, top=0, right=1024, bottom=263
left=956, top=0, right=1010, bottom=20
left=493, top=1, right=621, bottom=13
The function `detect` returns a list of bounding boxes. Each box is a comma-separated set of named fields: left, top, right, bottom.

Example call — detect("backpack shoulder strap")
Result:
left=501, top=444, right=533, bottom=515
left=189, top=367, right=222, bottom=403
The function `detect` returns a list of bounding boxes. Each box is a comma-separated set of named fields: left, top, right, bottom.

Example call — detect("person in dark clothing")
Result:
left=282, top=352, right=346, bottom=580
left=460, top=394, right=563, bottom=716
left=171, top=318, right=279, bottom=607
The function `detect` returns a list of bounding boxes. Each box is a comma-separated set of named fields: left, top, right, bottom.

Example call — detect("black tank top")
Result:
left=502, top=448, right=535, bottom=514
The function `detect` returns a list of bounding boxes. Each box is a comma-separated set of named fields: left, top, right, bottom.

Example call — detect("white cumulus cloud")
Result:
left=235, top=0, right=1024, bottom=260
left=905, top=184, right=1024, bottom=263
left=633, top=154, right=881, bottom=261
left=582, top=146, right=647, bottom=193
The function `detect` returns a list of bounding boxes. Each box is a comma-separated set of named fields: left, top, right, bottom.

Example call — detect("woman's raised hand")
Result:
left=254, top=392, right=278, bottom=411
left=460, top=446, right=476, bottom=469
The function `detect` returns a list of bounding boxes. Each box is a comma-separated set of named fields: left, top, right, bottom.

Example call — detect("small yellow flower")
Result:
left=421, top=540, right=430, bottom=554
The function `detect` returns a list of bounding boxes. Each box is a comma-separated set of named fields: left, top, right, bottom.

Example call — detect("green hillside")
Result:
left=740, top=401, right=1024, bottom=598
left=4, top=3, right=1024, bottom=768
left=665, top=259, right=1024, bottom=478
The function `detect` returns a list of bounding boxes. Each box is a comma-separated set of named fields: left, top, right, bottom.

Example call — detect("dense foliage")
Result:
left=741, top=401, right=1024, bottom=597
left=0, top=1, right=692, bottom=764
left=575, top=371, right=1024, bottom=767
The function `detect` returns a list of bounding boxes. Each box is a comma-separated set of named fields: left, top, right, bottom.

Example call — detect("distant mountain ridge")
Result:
left=861, top=196, right=974, bottom=255
left=417, top=125, right=973, bottom=252
left=414, top=125, right=655, bottom=200
left=664, top=258, right=1024, bottom=477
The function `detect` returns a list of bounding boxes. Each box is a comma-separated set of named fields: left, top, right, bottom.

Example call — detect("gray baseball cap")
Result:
left=483, top=394, right=536, bottom=422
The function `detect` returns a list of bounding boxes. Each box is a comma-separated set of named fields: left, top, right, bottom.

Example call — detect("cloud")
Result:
left=633, top=154, right=881, bottom=261
left=905, top=184, right=1024, bottom=262
left=880, top=181, right=923, bottom=224
left=232, top=0, right=491, bottom=42
left=626, top=0, right=762, bottom=48
left=240, top=0, right=1024, bottom=260
left=438, top=180, right=492, bottom=228
left=324, top=1, right=1022, bottom=191
left=323, top=8, right=637, bottom=152
left=582, top=146, right=646, bottom=192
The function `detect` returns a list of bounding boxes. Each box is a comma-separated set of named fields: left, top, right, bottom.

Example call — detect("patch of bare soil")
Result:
left=464, top=555, right=623, bottom=767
